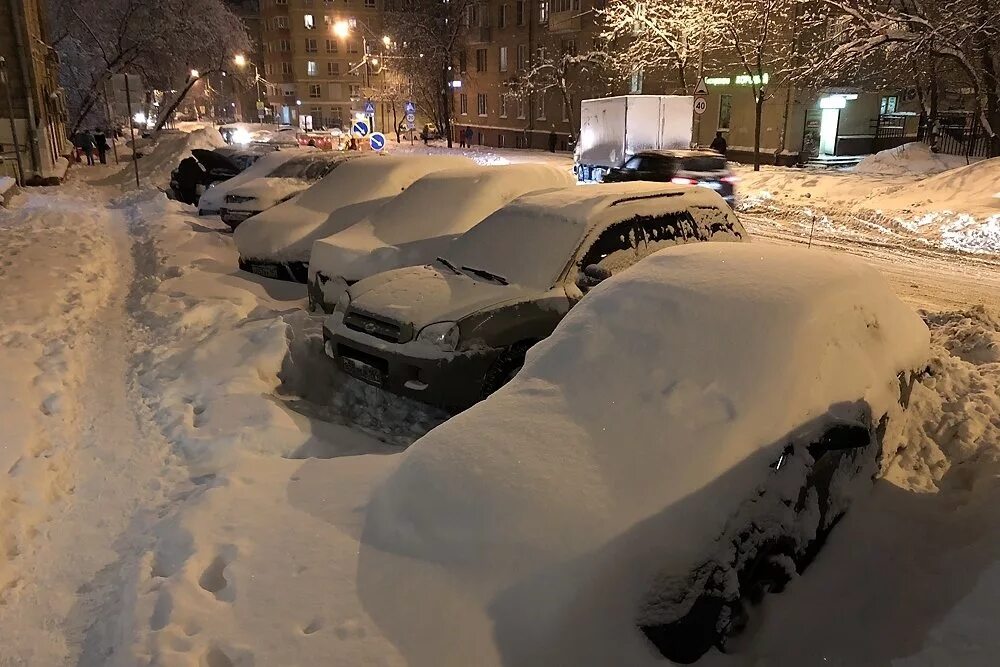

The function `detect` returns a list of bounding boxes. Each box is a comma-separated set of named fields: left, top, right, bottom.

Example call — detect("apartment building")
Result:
left=454, top=0, right=610, bottom=151
left=260, top=0, right=385, bottom=130
left=1, top=0, right=69, bottom=184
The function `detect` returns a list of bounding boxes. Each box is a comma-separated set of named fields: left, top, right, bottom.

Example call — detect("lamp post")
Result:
left=234, top=54, right=264, bottom=121
left=333, top=20, right=394, bottom=132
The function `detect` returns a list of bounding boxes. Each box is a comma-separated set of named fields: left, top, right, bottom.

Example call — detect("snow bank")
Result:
left=197, top=148, right=309, bottom=213
left=307, top=163, right=575, bottom=291
left=364, top=243, right=929, bottom=664
left=235, top=155, right=474, bottom=263
left=0, top=175, right=16, bottom=205
left=97, top=127, right=228, bottom=190
left=854, top=142, right=975, bottom=176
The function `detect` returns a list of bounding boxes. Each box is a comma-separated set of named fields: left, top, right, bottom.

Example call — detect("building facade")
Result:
left=260, top=0, right=387, bottom=131
left=1, top=0, right=69, bottom=184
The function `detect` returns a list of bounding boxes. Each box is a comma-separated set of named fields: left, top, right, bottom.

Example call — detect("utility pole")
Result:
left=0, top=56, right=25, bottom=186
left=102, top=78, right=120, bottom=165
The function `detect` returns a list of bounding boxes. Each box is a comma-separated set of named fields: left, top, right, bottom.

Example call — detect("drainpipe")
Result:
left=7, top=0, right=42, bottom=177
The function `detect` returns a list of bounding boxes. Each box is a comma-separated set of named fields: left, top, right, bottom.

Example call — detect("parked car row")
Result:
left=180, top=150, right=930, bottom=662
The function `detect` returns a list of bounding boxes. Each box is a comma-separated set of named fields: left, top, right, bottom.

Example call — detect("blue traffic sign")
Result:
left=404, top=100, right=416, bottom=114
left=363, top=99, right=375, bottom=115
left=352, top=119, right=370, bottom=137
left=369, top=132, right=386, bottom=151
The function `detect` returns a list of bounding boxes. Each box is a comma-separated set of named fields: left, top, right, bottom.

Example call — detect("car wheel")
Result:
left=481, top=343, right=531, bottom=398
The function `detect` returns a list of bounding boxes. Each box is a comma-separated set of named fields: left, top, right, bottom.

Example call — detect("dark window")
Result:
left=622, top=157, right=643, bottom=170
left=633, top=210, right=701, bottom=257
left=689, top=206, right=745, bottom=240
left=681, top=156, right=727, bottom=172
left=579, top=221, right=642, bottom=271
left=718, top=94, right=732, bottom=131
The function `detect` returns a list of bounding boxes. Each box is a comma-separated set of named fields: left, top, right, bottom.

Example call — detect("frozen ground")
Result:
left=0, top=133, right=997, bottom=665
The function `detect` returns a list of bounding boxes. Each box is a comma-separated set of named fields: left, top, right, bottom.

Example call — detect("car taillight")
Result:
left=670, top=177, right=698, bottom=185
left=721, top=175, right=740, bottom=184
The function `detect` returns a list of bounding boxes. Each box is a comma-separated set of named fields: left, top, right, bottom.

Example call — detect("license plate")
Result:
left=699, top=181, right=723, bottom=190
left=341, top=356, right=384, bottom=387
left=250, top=263, right=280, bottom=279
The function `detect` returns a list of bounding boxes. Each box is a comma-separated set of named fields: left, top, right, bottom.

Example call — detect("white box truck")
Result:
left=574, top=95, right=694, bottom=182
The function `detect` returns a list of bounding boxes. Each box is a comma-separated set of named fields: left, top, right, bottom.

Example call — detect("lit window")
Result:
left=304, top=14, right=315, bottom=30
left=307, top=61, right=318, bottom=76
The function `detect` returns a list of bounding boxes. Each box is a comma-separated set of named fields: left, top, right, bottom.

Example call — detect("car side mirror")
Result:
left=577, top=264, right=611, bottom=290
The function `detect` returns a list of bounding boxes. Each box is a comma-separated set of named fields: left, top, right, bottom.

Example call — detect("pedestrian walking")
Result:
left=94, top=129, right=110, bottom=165
left=459, top=126, right=467, bottom=148
left=710, top=131, right=728, bottom=156
left=78, top=130, right=96, bottom=166
left=548, top=130, right=557, bottom=153
left=464, top=127, right=474, bottom=147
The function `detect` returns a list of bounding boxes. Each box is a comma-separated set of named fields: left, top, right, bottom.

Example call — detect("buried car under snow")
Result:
left=322, top=182, right=747, bottom=411
left=362, top=243, right=930, bottom=666
left=219, top=153, right=355, bottom=229
left=307, top=163, right=577, bottom=312
left=234, top=154, right=473, bottom=282
left=197, top=148, right=312, bottom=215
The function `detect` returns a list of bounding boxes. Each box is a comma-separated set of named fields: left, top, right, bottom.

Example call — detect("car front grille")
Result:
left=225, top=194, right=255, bottom=204
left=343, top=311, right=405, bottom=343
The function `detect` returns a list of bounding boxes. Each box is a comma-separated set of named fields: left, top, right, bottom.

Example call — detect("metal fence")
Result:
left=921, top=112, right=992, bottom=158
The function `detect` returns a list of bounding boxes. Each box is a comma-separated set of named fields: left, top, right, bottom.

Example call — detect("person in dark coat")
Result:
left=78, top=130, right=96, bottom=165
left=94, top=129, right=110, bottom=164
left=420, top=126, right=429, bottom=145
left=464, top=126, right=474, bottom=147
left=548, top=130, right=557, bottom=153
left=459, top=126, right=467, bottom=148
left=710, top=131, right=728, bottom=156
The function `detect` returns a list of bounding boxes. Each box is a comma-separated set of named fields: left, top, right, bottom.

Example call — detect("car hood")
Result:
left=348, top=264, right=538, bottom=331
left=192, top=149, right=240, bottom=173
left=227, top=178, right=310, bottom=207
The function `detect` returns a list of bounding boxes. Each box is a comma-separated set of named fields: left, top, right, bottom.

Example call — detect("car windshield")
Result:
left=681, top=156, right=727, bottom=172
left=270, top=156, right=342, bottom=180
left=443, top=208, right=586, bottom=288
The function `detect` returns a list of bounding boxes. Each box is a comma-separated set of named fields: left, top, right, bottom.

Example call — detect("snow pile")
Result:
left=97, top=127, right=228, bottom=190
left=0, top=175, right=16, bottom=205
left=197, top=148, right=309, bottom=213
left=307, top=164, right=575, bottom=294
left=235, top=154, right=474, bottom=263
left=854, top=142, right=975, bottom=176
left=363, top=243, right=929, bottom=664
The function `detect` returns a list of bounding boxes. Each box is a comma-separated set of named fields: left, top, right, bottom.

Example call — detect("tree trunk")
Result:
left=153, top=78, right=200, bottom=133
left=392, top=102, right=400, bottom=142
left=754, top=95, right=763, bottom=171
left=440, top=65, right=453, bottom=148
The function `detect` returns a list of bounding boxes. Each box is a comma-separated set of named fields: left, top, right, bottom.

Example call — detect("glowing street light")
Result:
left=382, top=35, right=392, bottom=47
left=190, top=69, right=200, bottom=78
left=371, top=58, right=379, bottom=66
left=332, top=20, right=351, bottom=39
left=233, top=54, right=247, bottom=67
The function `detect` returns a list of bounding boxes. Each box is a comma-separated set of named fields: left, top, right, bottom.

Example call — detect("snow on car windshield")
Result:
left=442, top=205, right=587, bottom=288
left=269, top=155, right=344, bottom=181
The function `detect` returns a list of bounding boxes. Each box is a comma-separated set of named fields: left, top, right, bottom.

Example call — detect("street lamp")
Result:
left=233, top=54, right=247, bottom=68
left=233, top=53, right=263, bottom=121
left=190, top=69, right=199, bottom=79
left=382, top=35, right=392, bottom=47
left=332, top=20, right=350, bottom=39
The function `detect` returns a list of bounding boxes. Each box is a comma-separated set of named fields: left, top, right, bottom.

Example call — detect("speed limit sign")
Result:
left=693, top=96, right=708, bottom=115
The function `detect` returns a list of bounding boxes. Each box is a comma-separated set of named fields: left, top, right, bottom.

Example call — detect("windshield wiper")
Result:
left=461, top=265, right=509, bottom=285
left=435, top=256, right=461, bottom=275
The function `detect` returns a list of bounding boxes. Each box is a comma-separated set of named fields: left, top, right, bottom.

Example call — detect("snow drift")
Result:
left=363, top=243, right=930, bottom=664
left=234, top=155, right=474, bottom=263
left=97, top=127, right=228, bottom=190
left=854, top=142, right=976, bottom=176
left=307, top=163, right=576, bottom=303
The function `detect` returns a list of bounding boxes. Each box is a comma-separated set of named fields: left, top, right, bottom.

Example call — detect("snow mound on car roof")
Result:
left=197, top=149, right=310, bottom=212
left=234, top=155, right=474, bottom=263
left=308, top=163, right=576, bottom=283
left=363, top=243, right=929, bottom=662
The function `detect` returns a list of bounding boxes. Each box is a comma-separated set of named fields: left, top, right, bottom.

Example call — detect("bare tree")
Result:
left=383, top=0, right=476, bottom=147
left=600, top=0, right=724, bottom=94
left=48, top=0, right=250, bottom=133
left=506, top=46, right=608, bottom=141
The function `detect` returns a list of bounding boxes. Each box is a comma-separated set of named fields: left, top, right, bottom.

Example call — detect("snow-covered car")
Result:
left=364, top=243, right=930, bottom=665
left=322, top=182, right=747, bottom=411
left=219, top=153, right=355, bottom=229
left=234, top=155, right=473, bottom=282
left=169, top=147, right=275, bottom=205
left=306, top=163, right=577, bottom=312
left=197, top=148, right=311, bottom=215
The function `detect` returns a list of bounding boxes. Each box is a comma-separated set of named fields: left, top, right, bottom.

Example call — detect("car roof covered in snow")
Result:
left=197, top=148, right=313, bottom=212
left=366, top=243, right=930, bottom=661
left=441, top=181, right=740, bottom=288
left=308, top=163, right=576, bottom=281
left=234, top=154, right=474, bottom=262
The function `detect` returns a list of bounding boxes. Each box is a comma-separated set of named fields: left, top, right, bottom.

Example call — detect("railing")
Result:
left=922, top=112, right=991, bottom=158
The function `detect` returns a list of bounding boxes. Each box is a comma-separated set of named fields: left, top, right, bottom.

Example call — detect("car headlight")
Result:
left=334, top=291, right=351, bottom=314
left=417, top=322, right=460, bottom=352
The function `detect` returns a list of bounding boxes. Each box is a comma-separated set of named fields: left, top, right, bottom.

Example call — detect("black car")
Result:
left=169, top=148, right=269, bottom=205
left=602, top=149, right=736, bottom=206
